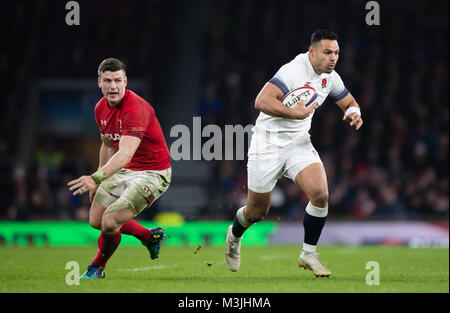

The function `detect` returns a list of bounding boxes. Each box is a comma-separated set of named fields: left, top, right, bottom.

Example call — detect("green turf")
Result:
left=0, top=245, right=448, bottom=293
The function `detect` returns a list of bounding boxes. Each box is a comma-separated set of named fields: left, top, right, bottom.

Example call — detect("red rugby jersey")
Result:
left=94, top=89, right=171, bottom=171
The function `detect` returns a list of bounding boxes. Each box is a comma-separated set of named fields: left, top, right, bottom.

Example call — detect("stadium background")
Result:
left=0, top=0, right=448, bottom=247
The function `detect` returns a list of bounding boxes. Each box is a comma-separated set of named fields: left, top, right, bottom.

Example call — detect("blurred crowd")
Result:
left=198, top=0, right=449, bottom=220
left=0, top=0, right=448, bottom=221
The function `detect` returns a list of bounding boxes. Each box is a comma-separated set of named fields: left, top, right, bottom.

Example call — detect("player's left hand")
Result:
left=67, top=175, right=97, bottom=196
left=343, top=112, right=363, bottom=130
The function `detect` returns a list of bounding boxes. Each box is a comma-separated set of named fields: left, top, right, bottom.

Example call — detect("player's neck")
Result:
left=308, top=53, right=323, bottom=75
left=107, top=100, right=122, bottom=108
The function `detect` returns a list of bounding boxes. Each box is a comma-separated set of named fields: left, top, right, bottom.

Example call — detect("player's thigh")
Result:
left=247, top=132, right=286, bottom=194
left=102, top=168, right=171, bottom=218
left=127, top=168, right=172, bottom=214
left=103, top=186, right=149, bottom=217
left=283, top=140, right=328, bottom=204
left=247, top=156, right=283, bottom=195
left=294, top=162, right=329, bottom=205
left=93, top=171, right=124, bottom=209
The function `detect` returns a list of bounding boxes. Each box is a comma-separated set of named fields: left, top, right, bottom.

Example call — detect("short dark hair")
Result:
left=98, top=58, right=126, bottom=76
left=311, top=29, right=339, bottom=45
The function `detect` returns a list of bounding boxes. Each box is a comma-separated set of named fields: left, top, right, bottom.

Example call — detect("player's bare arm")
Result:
left=336, top=93, right=363, bottom=130
left=255, top=82, right=317, bottom=119
left=101, top=135, right=141, bottom=176
left=87, top=135, right=117, bottom=202
left=68, top=135, right=141, bottom=196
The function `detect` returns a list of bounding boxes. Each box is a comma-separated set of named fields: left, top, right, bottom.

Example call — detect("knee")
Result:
left=89, top=217, right=102, bottom=230
left=245, top=205, right=269, bottom=224
left=310, top=190, right=329, bottom=208
left=101, top=214, right=121, bottom=234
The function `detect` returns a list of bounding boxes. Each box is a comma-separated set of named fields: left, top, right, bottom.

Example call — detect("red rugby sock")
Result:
left=91, top=231, right=122, bottom=268
left=120, top=219, right=151, bottom=243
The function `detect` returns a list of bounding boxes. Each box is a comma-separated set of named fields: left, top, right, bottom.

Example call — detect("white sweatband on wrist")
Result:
left=345, top=106, right=361, bottom=117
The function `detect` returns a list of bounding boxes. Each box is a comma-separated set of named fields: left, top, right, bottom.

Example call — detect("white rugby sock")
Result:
left=302, top=242, right=317, bottom=254
left=305, top=202, right=328, bottom=218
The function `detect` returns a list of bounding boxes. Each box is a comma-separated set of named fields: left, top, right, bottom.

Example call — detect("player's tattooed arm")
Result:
left=336, top=92, right=363, bottom=130
left=255, top=83, right=316, bottom=120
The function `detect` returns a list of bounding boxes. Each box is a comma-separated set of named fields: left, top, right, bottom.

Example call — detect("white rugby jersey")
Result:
left=251, top=51, right=349, bottom=148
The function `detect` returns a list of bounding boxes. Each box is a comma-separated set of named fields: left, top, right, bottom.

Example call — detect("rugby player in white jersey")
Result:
left=225, top=30, right=363, bottom=277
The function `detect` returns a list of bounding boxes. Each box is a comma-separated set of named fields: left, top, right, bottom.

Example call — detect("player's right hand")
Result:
left=291, top=100, right=317, bottom=119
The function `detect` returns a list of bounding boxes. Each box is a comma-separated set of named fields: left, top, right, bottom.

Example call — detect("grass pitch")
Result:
left=0, top=245, right=448, bottom=293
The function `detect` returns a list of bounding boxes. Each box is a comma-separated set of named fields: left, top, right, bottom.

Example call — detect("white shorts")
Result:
left=247, top=135, right=322, bottom=193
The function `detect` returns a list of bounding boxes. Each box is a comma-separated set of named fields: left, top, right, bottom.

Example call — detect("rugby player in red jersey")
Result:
left=68, top=58, right=172, bottom=279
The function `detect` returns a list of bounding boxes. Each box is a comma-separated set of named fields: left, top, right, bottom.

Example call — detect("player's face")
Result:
left=98, top=70, right=128, bottom=106
left=310, top=40, right=340, bottom=74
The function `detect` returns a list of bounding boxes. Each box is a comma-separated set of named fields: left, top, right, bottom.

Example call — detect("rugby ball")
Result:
left=282, top=86, right=318, bottom=109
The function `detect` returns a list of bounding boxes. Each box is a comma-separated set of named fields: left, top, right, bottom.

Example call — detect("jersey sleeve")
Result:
left=268, top=63, right=294, bottom=97
left=122, top=106, right=150, bottom=139
left=329, top=71, right=349, bottom=102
